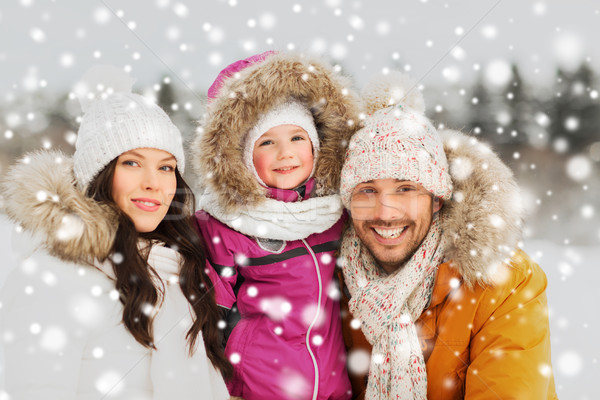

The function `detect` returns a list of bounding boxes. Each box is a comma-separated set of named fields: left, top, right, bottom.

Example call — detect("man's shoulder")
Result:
left=489, top=249, right=547, bottom=296
left=469, top=249, right=548, bottom=326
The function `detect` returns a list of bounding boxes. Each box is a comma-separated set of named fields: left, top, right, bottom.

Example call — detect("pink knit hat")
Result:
left=340, top=72, right=452, bottom=208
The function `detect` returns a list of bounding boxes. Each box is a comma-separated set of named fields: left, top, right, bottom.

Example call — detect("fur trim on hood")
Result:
left=1, top=150, right=117, bottom=264
left=440, top=129, right=524, bottom=288
left=193, top=52, right=361, bottom=213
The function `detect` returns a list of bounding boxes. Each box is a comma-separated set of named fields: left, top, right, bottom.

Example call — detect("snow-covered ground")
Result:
left=0, top=215, right=598, bottom=398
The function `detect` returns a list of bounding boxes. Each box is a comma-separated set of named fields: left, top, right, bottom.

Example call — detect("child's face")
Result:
left=252, top=124, right=314, bottom=189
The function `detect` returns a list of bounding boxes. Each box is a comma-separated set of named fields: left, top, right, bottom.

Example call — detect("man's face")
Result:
left=350, top=178, right=443, bottom=274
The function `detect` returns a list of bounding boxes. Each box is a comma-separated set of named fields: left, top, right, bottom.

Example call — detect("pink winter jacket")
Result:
left=195, top=181, right=351, bottom=400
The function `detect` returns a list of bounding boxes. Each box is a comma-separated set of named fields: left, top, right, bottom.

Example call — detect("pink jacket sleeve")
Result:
left=194, top=211, right=238, bottom=309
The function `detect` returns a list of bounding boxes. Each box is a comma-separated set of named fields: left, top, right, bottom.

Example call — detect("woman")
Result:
left=0, top=69, right=231, bottom=399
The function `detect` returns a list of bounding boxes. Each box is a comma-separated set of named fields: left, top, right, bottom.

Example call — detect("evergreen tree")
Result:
left=501, top=64, right=530, bottom=146
left=467, top=73, right=496, bottom=141
left=549, top=63, right=600, bottom=153
left=157, top=76, right=177, bottom=116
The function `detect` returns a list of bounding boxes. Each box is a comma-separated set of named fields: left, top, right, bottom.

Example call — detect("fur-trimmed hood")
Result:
left=1, top=150, right=117, bottom=265
left=193, top=52, right=361, bottom=213
left=440, top=129, right=524, bottom=287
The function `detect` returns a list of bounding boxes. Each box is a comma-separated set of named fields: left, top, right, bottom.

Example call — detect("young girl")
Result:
left=193, top=51, right=360, bottom=400
left=0, top=68, right=231, bottom=399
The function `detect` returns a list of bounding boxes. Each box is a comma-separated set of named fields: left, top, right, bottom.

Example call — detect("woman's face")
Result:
left=111, top=148, right=177, bottom=233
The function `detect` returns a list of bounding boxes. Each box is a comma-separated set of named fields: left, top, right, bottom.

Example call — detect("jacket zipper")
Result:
left=301, top=238, right=321, bottom=400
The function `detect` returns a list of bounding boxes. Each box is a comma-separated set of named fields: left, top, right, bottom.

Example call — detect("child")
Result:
left=193, top=51, right=360, bottom=400
left=0, top=67, right=231, bottom=399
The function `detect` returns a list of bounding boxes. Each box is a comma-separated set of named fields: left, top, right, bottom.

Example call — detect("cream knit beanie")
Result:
left=243, top=99, right=319, bottom=187
left=73, top=65, right=185, bottom=189
left=340, top=72, right=452, bottom=207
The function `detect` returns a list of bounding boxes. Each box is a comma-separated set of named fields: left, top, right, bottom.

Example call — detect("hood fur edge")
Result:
left=440, top=130, right=524, bottom=288
left=1, top=150, right=117, bottom=264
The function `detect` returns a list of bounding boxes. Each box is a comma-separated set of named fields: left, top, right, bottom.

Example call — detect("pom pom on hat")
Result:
left=73, top=66, right=185, bottom=189
left=74, top=65, right=135, bottom=113
left=340, top=71, right=452, bottom=207
left=361, top=71, right=425, bottom=115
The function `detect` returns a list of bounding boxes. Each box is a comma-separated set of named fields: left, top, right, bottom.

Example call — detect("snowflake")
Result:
left=229, top=352, right=241, bottom=364
left=173, top=2, right=189, bottom=18
left=259, top=13, right=276, bottom=30
left=92, top=347, right=105, bottom=358
left=566, top=155, right=592, bottom=181
left=481, top=24, right=498, bottom=39
left=348, top=15, right=365, bottom=30
left=93, top=7, right=112, bottom=25
left=95, top=370, right=125, bottom=396
left=40, top=326, right=68, bottom=352
left=260, top=297, right=292, bottom=321
left=485, top=60, right=512, bottom=87
left=553, top=32, right=585, bottom=71
left=557, top=350, right=583, bottom=377
left=30, top=27, right=46, bottom=43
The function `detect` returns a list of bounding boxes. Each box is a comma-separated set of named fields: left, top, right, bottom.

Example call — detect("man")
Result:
left=338, top=72, right=557, bottom=399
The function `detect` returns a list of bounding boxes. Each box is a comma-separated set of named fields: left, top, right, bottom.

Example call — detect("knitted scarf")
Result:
left=341, top=216, right=446, bottom=399
left=199, top=190, right=343, bottom=241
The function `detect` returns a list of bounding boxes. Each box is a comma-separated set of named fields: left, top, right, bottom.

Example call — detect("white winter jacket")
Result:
left=0, top=151, right=229, bottom=400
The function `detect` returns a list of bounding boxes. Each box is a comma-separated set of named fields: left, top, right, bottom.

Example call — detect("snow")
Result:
left=0, top=217, right=596, bottom=396
left=1, top=0, right=599, bottom=396
left=484, top=59, right=512, bottom=87
left=553, top=32, right=586, bottom=71
left=566, top=155, right=592, bottom=181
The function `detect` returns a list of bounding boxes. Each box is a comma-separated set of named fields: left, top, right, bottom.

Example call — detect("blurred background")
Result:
left=0, top=0, right=598, bottom=398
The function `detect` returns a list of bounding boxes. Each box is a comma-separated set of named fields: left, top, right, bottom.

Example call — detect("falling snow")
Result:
left=0, top=1, right=599, bottom=397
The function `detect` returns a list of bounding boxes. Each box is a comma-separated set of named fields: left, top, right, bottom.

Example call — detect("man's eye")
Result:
left=358, top=188, right=375, bottom=194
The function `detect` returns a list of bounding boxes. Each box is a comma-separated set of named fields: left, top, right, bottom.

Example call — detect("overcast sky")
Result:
left=1, top=0, right=598, bottom=100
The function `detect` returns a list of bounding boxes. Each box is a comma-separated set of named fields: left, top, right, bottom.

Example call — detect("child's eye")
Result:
left=291, top=135, right=306, bottom=141
left=259, top=139, right=273, bottom=146
left=397, top=186, right=415, bottom=193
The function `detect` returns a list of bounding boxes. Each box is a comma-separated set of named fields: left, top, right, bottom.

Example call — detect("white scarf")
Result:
left=97, top=244, right=229, bottom=400
left=199, top=190, right=343, bottom=241
left=340, top=216, right=446, bottom=400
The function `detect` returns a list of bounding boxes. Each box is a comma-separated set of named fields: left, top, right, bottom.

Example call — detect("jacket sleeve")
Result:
left=0, top=255, right=90, bottom=399
left=194, top=211, right=240, bottom=310
left=465, top=251, right=557, bottom=399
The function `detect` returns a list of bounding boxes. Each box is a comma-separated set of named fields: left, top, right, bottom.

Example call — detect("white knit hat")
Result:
left=73, top=65, right=185, bottom=189
left=243, top=99, right=319, bottom=187
left=340, top=72, right=452, bottom=208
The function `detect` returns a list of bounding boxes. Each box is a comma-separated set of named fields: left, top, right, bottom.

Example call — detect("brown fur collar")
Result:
left=193, top=52, right=361, bottom=213
left=1, top=151, right=117, bottom=264
left=440, top=129, right=524, bottom=288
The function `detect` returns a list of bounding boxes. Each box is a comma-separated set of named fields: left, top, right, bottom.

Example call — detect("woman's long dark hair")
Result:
left=87, top=158, right=232, bottom=379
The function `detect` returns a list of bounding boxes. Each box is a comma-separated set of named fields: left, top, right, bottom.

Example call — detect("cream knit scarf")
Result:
left=341, top=216, right=446, bottom=400
left=199, top=190, right=343, bottom=241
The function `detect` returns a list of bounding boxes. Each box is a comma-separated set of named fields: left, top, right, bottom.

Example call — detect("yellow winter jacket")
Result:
left=341, top=250, right=558, bottom=399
